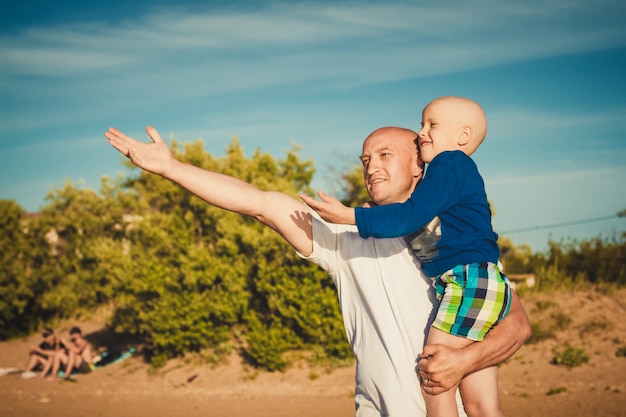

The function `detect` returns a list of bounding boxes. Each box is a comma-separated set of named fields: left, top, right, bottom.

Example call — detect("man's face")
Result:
left=360, top=129, right=423, bottom=206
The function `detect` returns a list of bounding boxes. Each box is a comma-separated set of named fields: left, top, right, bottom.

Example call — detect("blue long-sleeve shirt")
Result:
left=355, top=150, right=499, bottom=277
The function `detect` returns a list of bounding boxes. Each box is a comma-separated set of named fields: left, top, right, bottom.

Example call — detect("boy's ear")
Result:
left=458, top=126, right=472, bottom=146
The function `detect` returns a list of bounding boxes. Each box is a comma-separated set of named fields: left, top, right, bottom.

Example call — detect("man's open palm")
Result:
left=104, top=126, right=173, bottom=177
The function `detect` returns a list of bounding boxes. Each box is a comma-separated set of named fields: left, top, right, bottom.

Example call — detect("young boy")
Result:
left=301, top=96, right=512, bottom=417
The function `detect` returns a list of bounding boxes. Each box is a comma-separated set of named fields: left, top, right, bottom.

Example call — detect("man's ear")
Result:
left=458, top=126, right=472, bottom=146
left=413, top=158, right=424, bottom=179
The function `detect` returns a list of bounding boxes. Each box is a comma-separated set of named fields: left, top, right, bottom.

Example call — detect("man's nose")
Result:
left=365, top=158, right=380, bottom=175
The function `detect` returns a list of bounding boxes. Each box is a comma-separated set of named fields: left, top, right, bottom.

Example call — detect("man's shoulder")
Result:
left=39, top=339, right=57, bottom=350
left=74, top=338, right=89, bottom=350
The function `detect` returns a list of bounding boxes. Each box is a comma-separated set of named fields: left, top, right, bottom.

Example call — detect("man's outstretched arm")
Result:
left=104, top=126, right=314, bottom=256
left=417, top=291, right=531, bottom=395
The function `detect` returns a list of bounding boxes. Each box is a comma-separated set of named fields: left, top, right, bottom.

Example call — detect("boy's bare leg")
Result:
left=459, top=366, right=504, bottom=417
left=425, top=326, right=504, bottom=417
left=422, top=327, right=473, bottom=417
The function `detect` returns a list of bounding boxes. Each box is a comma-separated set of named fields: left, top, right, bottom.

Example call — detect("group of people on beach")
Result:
left=103, top=95, right=531, bottom=417
left=21, top=326, right=94, bottom=381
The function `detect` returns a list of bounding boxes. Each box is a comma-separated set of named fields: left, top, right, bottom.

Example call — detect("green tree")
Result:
left=339, top=165, right=369, bottom=207
left=29, top=180, right=133, bottom=317
left=0, top=200, right=42, bottom=338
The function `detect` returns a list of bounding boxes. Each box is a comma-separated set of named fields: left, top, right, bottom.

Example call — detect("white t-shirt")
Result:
left=301, top=216, right=466, bottom=417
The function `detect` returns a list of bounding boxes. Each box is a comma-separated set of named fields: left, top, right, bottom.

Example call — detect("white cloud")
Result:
left=2, top=1, right=625, bottom=84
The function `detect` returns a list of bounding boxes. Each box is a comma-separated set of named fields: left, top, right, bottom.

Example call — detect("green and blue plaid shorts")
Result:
left=432, top=262, right=512, bottom=341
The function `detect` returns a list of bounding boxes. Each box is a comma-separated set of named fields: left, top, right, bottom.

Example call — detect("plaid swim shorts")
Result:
left=432, top=262, right=512, bottom=341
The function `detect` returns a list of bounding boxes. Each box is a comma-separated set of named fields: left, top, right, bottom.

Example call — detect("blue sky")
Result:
left=1, top=0, right=625, bottom=253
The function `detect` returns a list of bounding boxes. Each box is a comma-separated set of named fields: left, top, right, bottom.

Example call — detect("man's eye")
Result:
left=361, top=158, right=369, bottom=165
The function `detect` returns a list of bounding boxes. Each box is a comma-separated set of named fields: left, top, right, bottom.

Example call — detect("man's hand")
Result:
left=104, top=126, right=174, bottom=177
left=300, top=190, right=356, bottom=225
left=417, top=344, right=470, bottom=395
left=418, top=292, right=531, bottom=395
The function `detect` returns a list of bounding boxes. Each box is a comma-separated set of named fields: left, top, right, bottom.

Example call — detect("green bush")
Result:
left=0, top=200, right=42, bottom=338
left=578, top=319, right=608, bottom=337
left=546, top=386, right=567, bottom=395
left=551, top=344, right=589, bottom=368
left=513, top=234, right=626, bottom=292
left=244, top=315, right=294, bottom=371
left=550, top=311, right=572, bottom=329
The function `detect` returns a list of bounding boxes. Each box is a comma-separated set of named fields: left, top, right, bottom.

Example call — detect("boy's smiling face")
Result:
left=417, top=98, right=466, bottom=163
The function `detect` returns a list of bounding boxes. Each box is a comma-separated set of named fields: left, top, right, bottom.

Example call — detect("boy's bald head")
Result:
left=418, top=96, right=488, bottom=162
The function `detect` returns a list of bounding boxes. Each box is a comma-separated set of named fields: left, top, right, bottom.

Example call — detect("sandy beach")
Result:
left=2, top=289, right=625, bottom=417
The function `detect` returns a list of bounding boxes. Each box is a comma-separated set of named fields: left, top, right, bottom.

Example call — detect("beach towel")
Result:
left=57, top=346, right=137, bottom=378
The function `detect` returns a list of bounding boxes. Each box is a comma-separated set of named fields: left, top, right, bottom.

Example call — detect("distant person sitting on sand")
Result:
left=43, top=327, right=94, bottom=380
left=21, top=327, right=59, bottom=379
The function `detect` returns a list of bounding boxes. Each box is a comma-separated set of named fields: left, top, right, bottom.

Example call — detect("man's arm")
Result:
left=33, top=347, right=57, bottom=358
left=59, top=338, right=79, bottom=354
left=105, top=126, right=314, bottom=256
left=418, top=291, right=531, bottom=394
left=80, top=343, right=94, bottom=364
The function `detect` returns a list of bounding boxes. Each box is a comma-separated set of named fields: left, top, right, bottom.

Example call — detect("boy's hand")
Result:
left=300, top=190, right=356, bottom=225
left=104, top=126, right=174, bottom=177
